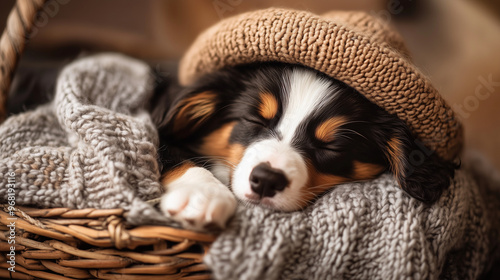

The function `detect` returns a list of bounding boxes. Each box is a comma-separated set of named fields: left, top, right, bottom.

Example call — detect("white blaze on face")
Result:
left=232, top=69, right=336, bottom=211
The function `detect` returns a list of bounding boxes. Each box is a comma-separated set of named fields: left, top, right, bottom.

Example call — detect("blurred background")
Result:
left=1, top=0, right=499, bottom=170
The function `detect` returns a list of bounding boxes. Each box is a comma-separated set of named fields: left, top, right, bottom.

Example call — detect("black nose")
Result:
left=249, top=162, right=289, bottom=198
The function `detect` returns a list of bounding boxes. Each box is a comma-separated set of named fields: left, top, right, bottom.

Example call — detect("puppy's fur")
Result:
left=152, top=62, right=457, bottom=230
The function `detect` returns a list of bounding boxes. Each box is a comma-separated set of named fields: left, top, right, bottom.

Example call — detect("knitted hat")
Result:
left=179, top=8, right=463, bottom=161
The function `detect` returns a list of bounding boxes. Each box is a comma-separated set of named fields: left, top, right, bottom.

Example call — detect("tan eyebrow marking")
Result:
left=258, top=92, right=278, bottom=120
left=315, top=116, right=347, bottom=142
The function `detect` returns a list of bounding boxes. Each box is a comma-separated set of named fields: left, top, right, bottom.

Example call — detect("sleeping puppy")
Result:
left=152, top=62, right=457, bottom=230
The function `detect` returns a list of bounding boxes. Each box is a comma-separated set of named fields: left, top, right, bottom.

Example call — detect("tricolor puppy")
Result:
left=152, top=63, right=456, bottom=230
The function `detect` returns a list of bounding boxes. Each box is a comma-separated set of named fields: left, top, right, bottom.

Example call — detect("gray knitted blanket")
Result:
left=0, top=53, right=169, bottom=225
left=1, top=54, right=499, bottom=279
left=207, top=166, right=500, bottom=280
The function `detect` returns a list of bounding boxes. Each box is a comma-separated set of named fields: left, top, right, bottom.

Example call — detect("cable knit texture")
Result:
left=0, top=53, right=170, bottom=225
left=0, top=54, right=498, bottom=279
left=179, top=8, right=463, bottom=161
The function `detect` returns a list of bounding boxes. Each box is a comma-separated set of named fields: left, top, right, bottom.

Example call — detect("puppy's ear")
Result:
left=168, top=91, right=219, bottom=138
left=380, top=117, right=458, bottom=203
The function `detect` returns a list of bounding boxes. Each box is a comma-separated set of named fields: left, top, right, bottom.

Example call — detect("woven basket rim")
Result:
left=1, top=204, right=215, bottom=279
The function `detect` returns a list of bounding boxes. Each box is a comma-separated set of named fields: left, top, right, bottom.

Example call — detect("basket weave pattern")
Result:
left=0, top=205, right=214, bottom=279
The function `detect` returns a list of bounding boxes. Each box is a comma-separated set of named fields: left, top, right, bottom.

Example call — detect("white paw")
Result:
left=160, top=167, right=237, bottom=231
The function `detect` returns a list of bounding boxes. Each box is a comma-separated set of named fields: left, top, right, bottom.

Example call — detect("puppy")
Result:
left=152, top=62, right=457, bottom=230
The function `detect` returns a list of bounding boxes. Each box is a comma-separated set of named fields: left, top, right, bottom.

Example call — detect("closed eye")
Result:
left=242, top=117, right=267, bottom=127
left=321, top=143, right=341, bottom=153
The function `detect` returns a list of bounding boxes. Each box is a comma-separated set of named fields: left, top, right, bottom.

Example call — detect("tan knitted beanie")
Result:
left=179, top=8, right=463, bottom=161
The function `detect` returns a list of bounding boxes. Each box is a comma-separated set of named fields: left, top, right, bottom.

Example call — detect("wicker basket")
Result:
left=0, top=1, right=215, bottom=279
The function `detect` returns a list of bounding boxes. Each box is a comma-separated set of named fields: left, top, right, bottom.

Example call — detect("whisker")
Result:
left=339, top=120, right=370, bottom=125
left=186, top=156, right=238, bottom=168
left=336, top=128, right=368, bottom=140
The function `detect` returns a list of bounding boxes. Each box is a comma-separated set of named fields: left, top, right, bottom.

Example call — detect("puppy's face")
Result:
left=160, top=63, right=455, bottom=211
left=227, top=68, right=388, bottom=211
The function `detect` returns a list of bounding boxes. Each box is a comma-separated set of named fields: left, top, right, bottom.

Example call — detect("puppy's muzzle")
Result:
left=249, top=162, right=289, bottom=198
